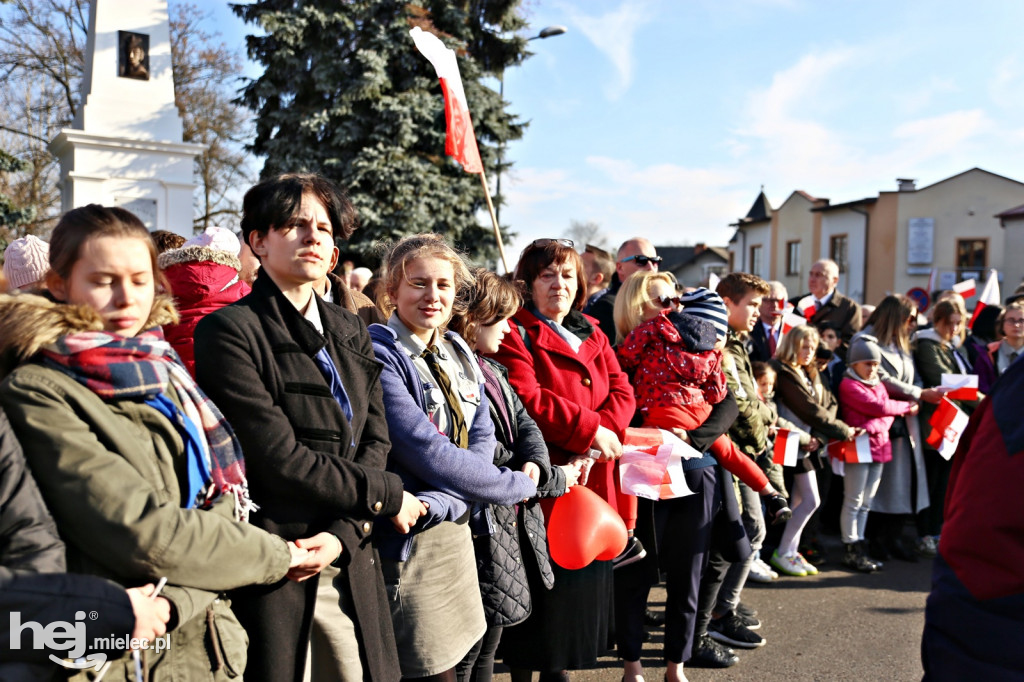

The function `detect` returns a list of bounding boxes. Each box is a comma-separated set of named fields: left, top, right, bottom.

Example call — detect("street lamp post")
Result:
left=495, top=25, right=566, bottom=229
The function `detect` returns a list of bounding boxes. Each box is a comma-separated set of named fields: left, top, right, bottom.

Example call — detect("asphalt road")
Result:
left=493, top=536, right=933, bottom=681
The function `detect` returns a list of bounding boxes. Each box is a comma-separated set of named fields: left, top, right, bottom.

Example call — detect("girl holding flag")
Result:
left=838, top=338, right=919, bottom=572
left=0, top=205, right=311, bottom=680
left=912, top=299, right=982, bottom=557
left=772, top=324, right=861, bottom=577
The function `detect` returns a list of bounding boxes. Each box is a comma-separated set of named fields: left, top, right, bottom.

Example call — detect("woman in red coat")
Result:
left=489, top=238, right=635, bottom=681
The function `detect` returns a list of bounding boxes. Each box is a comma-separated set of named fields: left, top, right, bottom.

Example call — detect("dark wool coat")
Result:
left=194, top=274, right=405, bottom=682
left=793, top=289, right=863, bottom=357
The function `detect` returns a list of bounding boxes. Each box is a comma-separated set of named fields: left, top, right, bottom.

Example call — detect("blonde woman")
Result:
left=770, top=325, right=859, bottom=576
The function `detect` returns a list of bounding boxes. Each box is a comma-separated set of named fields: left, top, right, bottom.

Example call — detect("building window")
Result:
left=829, top=234, right=848, bottom=274
left=750, top=245, right=762, bottom=276
left=786, top=240, right=801, bottom=276
left=956, top=238, right=987, bottom=279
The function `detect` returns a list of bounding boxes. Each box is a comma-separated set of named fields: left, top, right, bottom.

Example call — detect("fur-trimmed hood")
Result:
left=157, top=245, right=242, bottom=272
left=0, top=292, right=177, bottom=378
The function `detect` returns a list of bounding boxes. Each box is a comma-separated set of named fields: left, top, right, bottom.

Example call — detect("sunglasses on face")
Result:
left=620, top=255, right=663, bottom=266
left=655, top=295, right=682, bottom=308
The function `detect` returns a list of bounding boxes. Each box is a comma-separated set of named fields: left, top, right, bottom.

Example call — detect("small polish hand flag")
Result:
left=773, top=429, right=799, bottom=467
left=409, top=27, right=483, bottom=173
left=619, top=428, right=697, bottom=500
left=941, top=373, right=978, bottom=401
left=952, top=278, right=976, bottom=299
left=969, top=269, right=1001, bottom=329
left=927, top=397, right=970, bottom=460
left=828, top=433, right=872, bottom=463
left=780, top=311, right=807, bottom=336
left=797, top=295, right=817, bottom=319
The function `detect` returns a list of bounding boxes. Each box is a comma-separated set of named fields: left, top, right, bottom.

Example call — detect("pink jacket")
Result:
left=838, top=376, right=916, bottom=463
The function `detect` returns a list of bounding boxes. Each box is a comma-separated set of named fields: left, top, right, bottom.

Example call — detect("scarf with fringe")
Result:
left=40, top=328, right=255, bottom=521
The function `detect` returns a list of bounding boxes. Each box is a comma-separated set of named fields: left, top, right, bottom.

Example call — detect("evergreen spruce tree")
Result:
left=234, top=0, right=529, bottom=266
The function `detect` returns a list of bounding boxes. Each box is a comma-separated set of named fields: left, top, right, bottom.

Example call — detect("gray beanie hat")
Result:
left=847, top=337, right=882, bottom=365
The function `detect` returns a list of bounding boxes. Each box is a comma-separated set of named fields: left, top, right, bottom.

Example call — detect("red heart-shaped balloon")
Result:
left=547, top=484, right=628, bottom=570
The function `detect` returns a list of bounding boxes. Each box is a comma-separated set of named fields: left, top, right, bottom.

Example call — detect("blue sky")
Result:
left=205, top=0, right=1024, bottom=262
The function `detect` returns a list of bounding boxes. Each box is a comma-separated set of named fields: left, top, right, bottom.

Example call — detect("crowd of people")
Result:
left=1, top=172, right=1022, bottom=681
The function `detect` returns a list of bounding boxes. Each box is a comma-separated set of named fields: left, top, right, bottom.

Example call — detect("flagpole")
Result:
left=477, top=167, right=510, bottom=274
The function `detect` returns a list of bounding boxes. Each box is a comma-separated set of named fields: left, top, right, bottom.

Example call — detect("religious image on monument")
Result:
left=119, top=31, right=149, bottom=80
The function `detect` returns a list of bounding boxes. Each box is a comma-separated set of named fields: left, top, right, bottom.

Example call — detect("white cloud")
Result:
left=557, top=0, right=653, bottom=99
left=894, top=76, right=958, bottom=114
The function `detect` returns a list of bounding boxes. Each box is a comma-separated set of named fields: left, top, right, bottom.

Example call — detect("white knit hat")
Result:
left=3, top=234, right=50, bottom=290
left=183, top=226, right=241, bottom=256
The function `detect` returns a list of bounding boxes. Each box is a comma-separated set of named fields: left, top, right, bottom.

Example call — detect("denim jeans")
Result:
left=715, top=480, right=766, bottom=614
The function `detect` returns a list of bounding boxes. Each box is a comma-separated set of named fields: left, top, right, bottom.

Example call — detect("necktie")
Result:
left=422, top=345, right=469, bottom=448
left=312, top=347, right=355, bottom=445
left=767, top=328, right=777, bottom=356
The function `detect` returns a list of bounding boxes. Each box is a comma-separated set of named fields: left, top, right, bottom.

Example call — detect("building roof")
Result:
left=995, top=202, right=1024, bottom=220
left=657, top=245, right=729, bottom=272
left=812, top=197, right=877, bottom=212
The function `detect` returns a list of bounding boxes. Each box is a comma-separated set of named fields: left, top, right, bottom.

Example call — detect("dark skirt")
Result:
left=497, top=559, right=613, bottom=672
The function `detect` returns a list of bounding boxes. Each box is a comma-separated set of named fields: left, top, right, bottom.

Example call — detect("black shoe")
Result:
left=867, top=537, right=890, bottom=561
left=735, top=602, right=758, bottom=619
left=708, top=612, right=766, bottom=648
left=690, top=633, right=739, bottom=668
left=613, top=536, right=647, bottom=569
left=733, top=609, right=761, bottom=630
left=764, top=493, right=792, bottom=525
left=644, top=609, right=665, bottom=627
left=799, top=542, right=827, bottom=566
left=886, top=537, right=919, bottom=562
left=843, top=543, right=879, bottom=573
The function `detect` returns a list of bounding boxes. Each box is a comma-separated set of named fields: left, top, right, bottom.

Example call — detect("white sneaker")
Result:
left=758, top=557, right=779, bottom=579
left=747, top=558, right=774, bottom=583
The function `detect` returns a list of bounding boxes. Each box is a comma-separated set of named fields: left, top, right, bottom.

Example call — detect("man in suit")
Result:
left=588, top=237, right=662, bottom=342
left=748, top=281, right=787, bottom=363
left=792, top=258, right=862, bottom=358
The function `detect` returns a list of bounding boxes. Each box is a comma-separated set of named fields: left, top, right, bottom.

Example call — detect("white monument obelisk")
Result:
left=49, top=0, right=204, bottom=236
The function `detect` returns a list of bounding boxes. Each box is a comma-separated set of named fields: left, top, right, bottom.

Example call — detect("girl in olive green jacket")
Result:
left=0, top=205, right=310, bottom=681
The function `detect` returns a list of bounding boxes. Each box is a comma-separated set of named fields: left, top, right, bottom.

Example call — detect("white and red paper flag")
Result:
left=409, top=27, right=483, bottom=173
left=941, top=373, right=979, bottom=401
left=796, top=295, right=818, bottom=319
left=927, top=397, right=970, bottom=460
left=772, top=429, right=800, bottom=467
left=969, top=269, right=1001, bottom=329
left=827, top=433, right=872, bottom=464
left=780, top=311, right=807, bottom=337
left=618, top=428, right=698, bottom=500
left=952, top=278, right=976, bottom=299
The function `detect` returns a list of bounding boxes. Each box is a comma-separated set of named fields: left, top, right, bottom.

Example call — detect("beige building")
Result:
left=729, top=168, right=1024, bottom=308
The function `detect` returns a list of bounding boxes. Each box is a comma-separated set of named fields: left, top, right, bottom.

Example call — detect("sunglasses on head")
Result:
left=620, top=255, right=663, bottom=266
left=529, top=238, right=574, bottom=249
left=656, top=295, right=682, bottom=308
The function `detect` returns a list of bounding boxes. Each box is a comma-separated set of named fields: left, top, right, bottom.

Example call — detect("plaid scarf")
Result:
left=40, top=329, right=255, bottom=522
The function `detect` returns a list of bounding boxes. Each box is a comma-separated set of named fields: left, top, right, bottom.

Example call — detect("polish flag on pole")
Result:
left=927, top=397, right=970, bottom=460
left=941, top=373, right=979, bottom=401
left=773, top=429, right=800, bottom=467
left=409, top=27, right=483, bottom=173
left=969, top=269, right=1001, bottom=329
left=618, top=428, right=698, bottom=500
left=952, top=278, right=976, bottom=299
left=828, top=433, right=872, bottom=464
